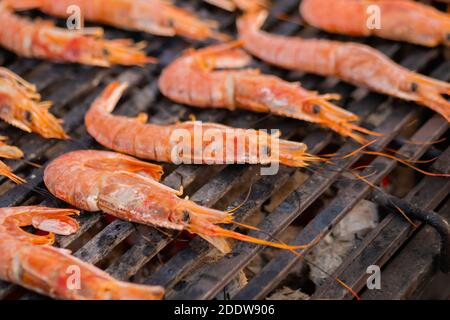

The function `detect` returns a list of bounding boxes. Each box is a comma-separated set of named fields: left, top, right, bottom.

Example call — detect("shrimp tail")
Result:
left=408, top=74, right=450, bottom=122
left=0, top=161, right=25, bottom=184
left=29, top=208, right=80, bottom=238
left=90, top=81, right=129, bottom=114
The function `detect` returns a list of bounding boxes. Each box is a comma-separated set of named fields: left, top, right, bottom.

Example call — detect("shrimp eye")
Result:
left=182, top=211, right=190, bottom=223
left=312, top=105, right=321, bottom=114
left=24, top=111, right=32, bottom=122
left=410, top=82, right=418, bottom=92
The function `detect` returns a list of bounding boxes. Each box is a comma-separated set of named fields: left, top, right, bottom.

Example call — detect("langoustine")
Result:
left=238, top=10, right=450, bottom=122
left=7, top=0, right=227, bottom=41
left=44, top=150, right=311, bottom=253
left=159, top=41, right=376, bottom=143
left=0, top=206, right=164, bottom=299
left=300, top=0, right=450, bottom=47
left=86, top=81, right=322, bottom=167
left=0, top=3, right=153, bottom=66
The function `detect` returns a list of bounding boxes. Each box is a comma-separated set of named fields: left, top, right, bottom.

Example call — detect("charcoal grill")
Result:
left=0, top=0, right=449, bottom=300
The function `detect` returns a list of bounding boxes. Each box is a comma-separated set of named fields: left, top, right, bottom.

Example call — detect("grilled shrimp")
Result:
left=300, top=0, right=450, bottom=47
left=0, top=206, right=164, bottom=299
left=238, top=10, right=450, bottom=122
left=0, top=67, right=68, bottom=139
left=159, top=42, right=376, bottom=143
left=204, top=0, right=268, bottom=12
left=44, top=150, right=311, bottom=253
left=7, top=0, right=227, bottom=41
left=86, top=82, right=322, bottom=167
left=0, top=3, right=153, bottom=66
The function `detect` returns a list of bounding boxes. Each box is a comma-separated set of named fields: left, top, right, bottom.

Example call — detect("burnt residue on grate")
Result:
left=0, top=0, right=449, bottom=300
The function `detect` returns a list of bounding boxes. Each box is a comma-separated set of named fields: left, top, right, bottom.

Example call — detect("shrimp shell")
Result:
left=86, top=81, right=320, bottom=167
left=159, top=42, right=377, bottom=143
left=238, top=10, right=450, bottom=122
left=44, top=150, right=312, bottom=253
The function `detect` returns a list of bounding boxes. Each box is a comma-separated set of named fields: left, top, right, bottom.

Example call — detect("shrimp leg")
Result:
left=238, top=10, right=450, bottom=122
left=159, top=42, right=379, bottom=143
left=203, top=0, right=269, bottom=12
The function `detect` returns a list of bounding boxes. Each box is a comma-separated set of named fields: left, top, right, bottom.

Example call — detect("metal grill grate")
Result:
left=0, top=0, right=449, bottom=300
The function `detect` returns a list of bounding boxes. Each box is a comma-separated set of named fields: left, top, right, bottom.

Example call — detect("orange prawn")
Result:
left=7, top=0, right=227, bottom=41
left=300, top=0, right=450, bottom=47
left=0, top=206, right=164, bottom=299
left=0, top=137, right=25, bottom=183
left=238, top=10, right=450, bottom=122
left=86, top=81, right=322, bottom=167
left=0, top=3, right=154, bottom=66
left=44, top=150, right=312, bottom=254
left=159, top=41, right=376, bottom=143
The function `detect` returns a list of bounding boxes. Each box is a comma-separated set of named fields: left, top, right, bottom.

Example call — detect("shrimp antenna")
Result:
left=351, top=172, right=418, bottom=229
left=225, top=184, right=253, bottom=214
left=231, top=221, right=360, bottom=300
left=362, top=151, right=450, bottom=177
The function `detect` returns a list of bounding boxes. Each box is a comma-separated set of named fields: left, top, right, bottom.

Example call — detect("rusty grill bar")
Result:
left=0, top=0, right=449, bottom=300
